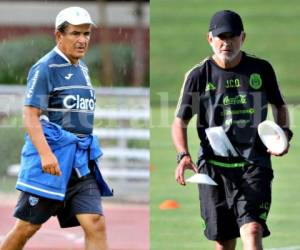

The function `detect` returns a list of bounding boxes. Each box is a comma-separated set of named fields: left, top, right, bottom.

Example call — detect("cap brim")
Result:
left=211, top=27, right=242, bottom=37
left=68, top=20, right=96, bottom=27
left=55, top=21, right=97, bottom=29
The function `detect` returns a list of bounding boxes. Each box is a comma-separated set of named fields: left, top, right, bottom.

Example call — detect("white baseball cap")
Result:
left=55, top=7, right=95, bottom=29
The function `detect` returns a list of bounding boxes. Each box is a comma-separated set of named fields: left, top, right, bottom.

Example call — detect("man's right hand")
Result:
left=40, top=152, right=62, bottom=176
left=175, top=156, right=198, bottom=186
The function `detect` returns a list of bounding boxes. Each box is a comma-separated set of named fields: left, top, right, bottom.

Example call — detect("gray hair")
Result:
left=56, top=21, right=70, bottom=34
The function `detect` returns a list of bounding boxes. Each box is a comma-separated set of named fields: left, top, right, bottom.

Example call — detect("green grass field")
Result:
left=151, top=107, right=300, bottom=249
left=151, top=0, right=300, bottom=249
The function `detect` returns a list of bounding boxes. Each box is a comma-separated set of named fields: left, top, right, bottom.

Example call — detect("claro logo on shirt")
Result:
left=63, top=95, right=95, bottom=110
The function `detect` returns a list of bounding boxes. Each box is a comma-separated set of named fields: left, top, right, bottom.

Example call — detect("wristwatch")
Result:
left=176, top=151, right=190, bottom=163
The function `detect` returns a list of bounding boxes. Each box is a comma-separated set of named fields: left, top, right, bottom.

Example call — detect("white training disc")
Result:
left=186, top=174, right=218, bottom=186
left=258, top=120, right=288, bottom=154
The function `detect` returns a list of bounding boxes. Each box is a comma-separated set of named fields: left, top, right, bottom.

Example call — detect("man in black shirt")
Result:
left=172, top=10, right=293, bottom=250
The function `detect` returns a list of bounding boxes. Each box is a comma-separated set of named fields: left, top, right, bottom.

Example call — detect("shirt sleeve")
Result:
left=264, top=62, right=285, bottom=106
left=175, top=68, right=202, bottom=120
left=24, top=63, right=51, bottom=110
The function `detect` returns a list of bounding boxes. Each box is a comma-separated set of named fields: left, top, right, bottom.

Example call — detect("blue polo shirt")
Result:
left=24, top=47, right=95, bottom=135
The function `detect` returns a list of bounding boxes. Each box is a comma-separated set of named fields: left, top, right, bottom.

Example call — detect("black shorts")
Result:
left=14, top=171, right=103, bottom=228
left=198, top=159, right=274, bottom=241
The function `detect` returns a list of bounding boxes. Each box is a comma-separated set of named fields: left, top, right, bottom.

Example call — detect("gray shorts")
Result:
left=14, top=171, right=103, bottom=228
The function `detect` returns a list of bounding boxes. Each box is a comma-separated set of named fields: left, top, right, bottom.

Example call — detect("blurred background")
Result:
left=151, top=0, right=300, bottom=249
left=0, top=0, right=149, bottom=249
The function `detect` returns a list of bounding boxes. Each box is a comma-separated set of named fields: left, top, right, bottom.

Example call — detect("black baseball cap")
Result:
left=209, top=10, right=244, bottom=37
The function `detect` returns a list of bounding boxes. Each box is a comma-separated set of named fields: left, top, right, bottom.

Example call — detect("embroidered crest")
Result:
left=249, top=73, right=262, bottom=90
left=28, top=195, right=39, bottom=206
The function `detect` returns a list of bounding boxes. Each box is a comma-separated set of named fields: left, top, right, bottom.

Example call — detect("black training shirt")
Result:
left=176, top=52, right=285, bottom=167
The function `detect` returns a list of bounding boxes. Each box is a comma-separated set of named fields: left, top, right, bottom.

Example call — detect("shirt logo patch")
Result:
left=205, top=82, right=216, bottom=91
left=63, top=94, right=95, bottom=110
left=223, top=95, right=247, bottom=105
left=64, top=73, right=73, bottom=80
left=249, top=73, right=262, bottom=90
left=28, top=195, right=39, bottom=206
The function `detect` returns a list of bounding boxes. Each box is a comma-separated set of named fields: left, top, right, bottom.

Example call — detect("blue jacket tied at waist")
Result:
left=16, top=120, right=113, bottom=201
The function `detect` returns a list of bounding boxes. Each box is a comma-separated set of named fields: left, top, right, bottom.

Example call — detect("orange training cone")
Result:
left=150, top=164, right=155, bottom=172
left=159, top=199, right=180, bottom=210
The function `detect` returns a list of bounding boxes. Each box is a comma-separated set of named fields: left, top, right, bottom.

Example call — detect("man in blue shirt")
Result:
left=0, top=7, right=111, bottom=250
